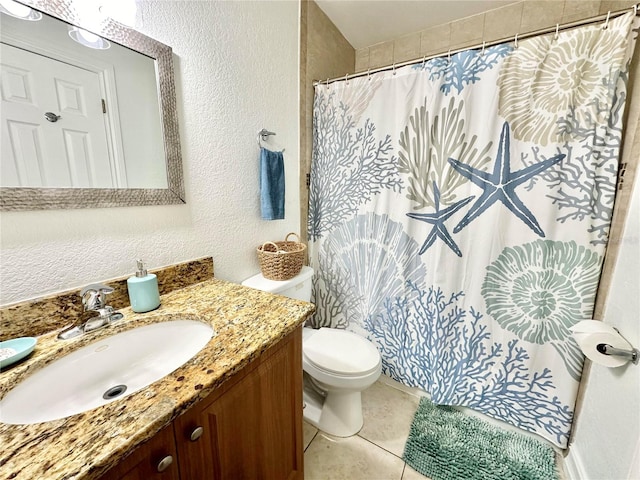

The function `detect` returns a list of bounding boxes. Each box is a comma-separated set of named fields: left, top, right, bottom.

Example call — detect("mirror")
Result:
left=0, top=0, right=184, bottom=210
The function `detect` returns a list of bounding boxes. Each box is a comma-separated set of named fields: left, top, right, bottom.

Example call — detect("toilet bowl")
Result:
left=241, top=266, right=382, bottom=437
left=302, top=326, right=381, bottom=436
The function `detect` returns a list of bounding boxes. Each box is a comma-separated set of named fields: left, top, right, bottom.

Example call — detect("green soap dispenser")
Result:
left=127, top=260, right=160, bottom=313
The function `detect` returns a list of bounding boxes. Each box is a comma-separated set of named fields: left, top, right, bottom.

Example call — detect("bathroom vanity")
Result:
left=102, top=327, right=302, bottom=479
left=0, top=276, right=314, bottom=479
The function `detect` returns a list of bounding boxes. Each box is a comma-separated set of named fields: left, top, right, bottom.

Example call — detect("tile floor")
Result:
left=303, top=376, right=429, bottom=480
left=303, top=375, right=566, bottom=480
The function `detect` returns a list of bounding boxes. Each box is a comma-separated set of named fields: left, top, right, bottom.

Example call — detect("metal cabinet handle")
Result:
left=190, top=426, right=204, bottom=441
left=156, top=455, right=173, bottom=473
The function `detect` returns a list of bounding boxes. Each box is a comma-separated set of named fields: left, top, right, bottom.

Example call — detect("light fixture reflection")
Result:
left=0, top=0, right=42, bottom=21
left=68, top=26, right=111, bottom=50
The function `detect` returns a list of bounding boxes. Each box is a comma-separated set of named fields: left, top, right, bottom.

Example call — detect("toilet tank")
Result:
left=241, top=266, right=314, bottom=302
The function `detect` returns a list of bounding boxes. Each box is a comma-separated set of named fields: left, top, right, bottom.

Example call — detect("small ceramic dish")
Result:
left=0, top=337, right=37, bottom=369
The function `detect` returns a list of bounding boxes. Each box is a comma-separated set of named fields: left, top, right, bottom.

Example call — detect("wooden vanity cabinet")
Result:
left=99, top=423, right=180, bottom=480
left=101, top=327, right=303, bottom=480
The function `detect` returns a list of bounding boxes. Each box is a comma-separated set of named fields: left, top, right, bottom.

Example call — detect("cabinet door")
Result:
left=100, top=423, right=180, bottom=480
left=175, top=328, right=303, bottom=480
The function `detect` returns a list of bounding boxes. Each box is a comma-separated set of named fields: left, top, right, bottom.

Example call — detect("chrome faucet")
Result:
left=82, top=284, right=106, bottom=311
left=57, top=283, right=124, bottom=340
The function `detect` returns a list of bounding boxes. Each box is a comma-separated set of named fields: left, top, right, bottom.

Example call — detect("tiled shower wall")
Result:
left=299, top=1, right=355, bottom=245
left=354, top=0, right=638, bottom=72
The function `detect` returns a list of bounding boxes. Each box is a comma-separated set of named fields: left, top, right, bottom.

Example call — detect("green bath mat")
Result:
left=403, top=397, right=559, bottom=480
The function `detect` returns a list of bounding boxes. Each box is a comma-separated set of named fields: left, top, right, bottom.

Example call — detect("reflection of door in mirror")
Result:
left=1, top=43, right=123, bottom=188
left=1, top=9, right=168, bottom=191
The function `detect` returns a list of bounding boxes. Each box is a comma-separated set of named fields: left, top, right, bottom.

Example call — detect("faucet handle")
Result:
left=80, top=283, right=114, bottom=310
left=80, top=283, right=114, bottom=296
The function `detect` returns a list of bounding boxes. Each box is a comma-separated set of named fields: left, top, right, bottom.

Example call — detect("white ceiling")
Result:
left=315, top=0, right=516, bottom=50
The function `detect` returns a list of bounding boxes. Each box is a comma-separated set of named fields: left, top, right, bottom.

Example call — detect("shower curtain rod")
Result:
left=313, top=4, right=640, bottom=87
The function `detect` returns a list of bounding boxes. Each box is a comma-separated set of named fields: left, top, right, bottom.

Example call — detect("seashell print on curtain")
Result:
left=308, top=12, right=639, bottom=448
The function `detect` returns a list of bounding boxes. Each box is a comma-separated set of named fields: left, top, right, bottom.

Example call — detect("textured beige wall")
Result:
left=355, top=0, right=638, bottom=71
left=0, top=1, right=301, bottom=304
left=299, top=1, right=355, bottom=244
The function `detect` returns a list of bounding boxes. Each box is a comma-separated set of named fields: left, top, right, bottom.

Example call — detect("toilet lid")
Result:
left=303, top=328, right=380, bottom=376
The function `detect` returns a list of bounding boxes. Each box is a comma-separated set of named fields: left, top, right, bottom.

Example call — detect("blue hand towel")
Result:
left=260, top=147, right=285, bottom=220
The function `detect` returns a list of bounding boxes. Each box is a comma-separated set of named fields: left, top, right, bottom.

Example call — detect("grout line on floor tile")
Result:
left=304, top=429, right=319, bottom=452
left=357, top=431, right=406, bottom=461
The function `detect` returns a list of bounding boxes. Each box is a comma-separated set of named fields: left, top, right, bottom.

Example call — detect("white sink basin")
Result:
left=0, top=320, right=213, bottom=425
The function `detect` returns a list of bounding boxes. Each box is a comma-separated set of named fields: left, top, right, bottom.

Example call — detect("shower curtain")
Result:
left=308, top=13, right=639, bottom=448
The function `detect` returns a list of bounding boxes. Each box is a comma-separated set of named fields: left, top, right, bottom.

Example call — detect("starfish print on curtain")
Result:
left=308, top=11, right=638, bottom=449
left=448, top=122, right=565, bottom=236
left=407, top=182, right=474, bottom=257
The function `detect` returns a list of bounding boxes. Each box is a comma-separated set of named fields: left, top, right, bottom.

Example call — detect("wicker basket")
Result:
left=257, top=233, right=306, bottom=281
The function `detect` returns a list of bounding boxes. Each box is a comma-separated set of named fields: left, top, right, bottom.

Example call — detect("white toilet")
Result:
left=242, top=266, right=381, bottom=437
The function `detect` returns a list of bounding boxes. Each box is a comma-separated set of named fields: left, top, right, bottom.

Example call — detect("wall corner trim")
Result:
left=564, top=445, right=588, bottom=480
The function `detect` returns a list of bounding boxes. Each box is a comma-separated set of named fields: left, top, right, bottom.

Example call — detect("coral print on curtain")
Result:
left=308, top=12, right=639, bottom=448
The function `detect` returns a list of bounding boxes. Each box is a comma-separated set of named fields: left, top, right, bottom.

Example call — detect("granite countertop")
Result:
left=0, top=279, right=315, bottom=480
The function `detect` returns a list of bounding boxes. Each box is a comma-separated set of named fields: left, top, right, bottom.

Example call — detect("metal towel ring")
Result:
left=257, top=129, right=275, bottom=147
left=257, top=129, right=284, bottom=152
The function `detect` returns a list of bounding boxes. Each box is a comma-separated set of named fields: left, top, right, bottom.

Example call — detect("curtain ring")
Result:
left=603, top=10, right=610, bottom=29
left=367, top=68, right=371, bottom=81
left=554, top=23, right=559, bottom=40
left=634, top=4, right=638, bottom=15
left=325, top=78, right=329, bottom=90
left=514, top=33, right=519, bottom=49
left=422, top=55, right=426, bottom=67
left=345, top=73, right=349, bottom=85
left=392, top=63, right=396, bottom=75
left=447, top=49, right=451, bottom=62
left=481, top=41, right=486, bottom=56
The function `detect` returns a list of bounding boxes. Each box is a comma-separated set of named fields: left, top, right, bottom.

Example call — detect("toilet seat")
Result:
left=303, top=328, right=380, bottom=377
